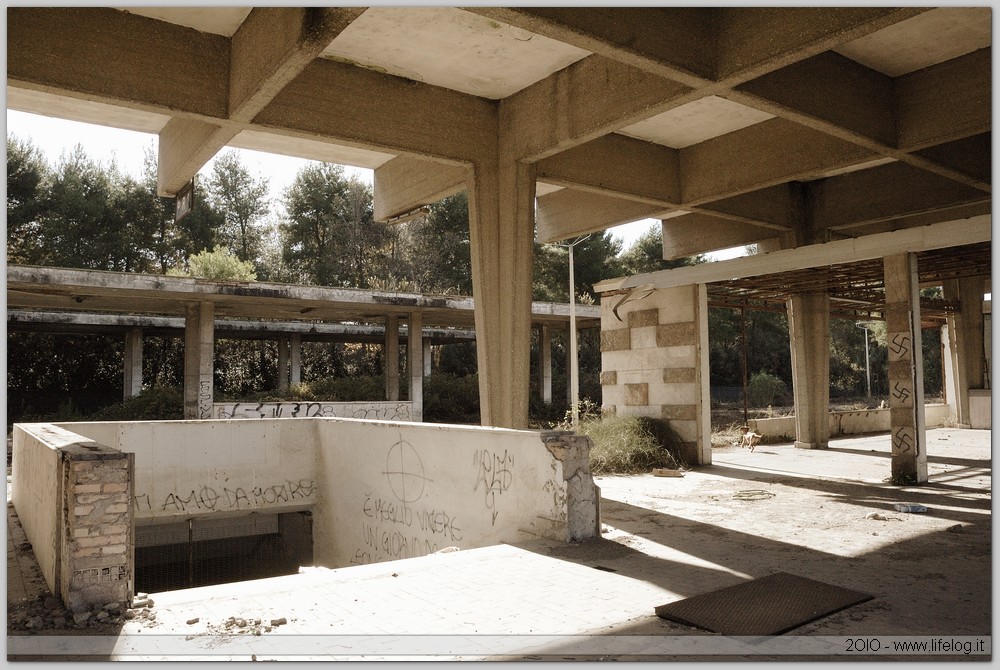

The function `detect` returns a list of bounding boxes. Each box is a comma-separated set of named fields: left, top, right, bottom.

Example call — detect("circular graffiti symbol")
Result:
left=384, top=440, right=430, bottom=503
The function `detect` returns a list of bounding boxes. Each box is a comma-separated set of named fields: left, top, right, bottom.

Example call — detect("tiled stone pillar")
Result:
left=599, top=284, right=711, bottom=465
left=884, top=253, right=928, bottom=484
left=61, top=442, right=134, bottom=614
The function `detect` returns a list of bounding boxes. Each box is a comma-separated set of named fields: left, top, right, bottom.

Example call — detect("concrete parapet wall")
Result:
left=749, top=404, right=956, bottom=439
left=12, top=424, right=134, bottom=614
left=62, top=420, right=317, bottom=524
left=312, top=420, right=598, bottom=568
left=215, top=401, right=413, bottom=422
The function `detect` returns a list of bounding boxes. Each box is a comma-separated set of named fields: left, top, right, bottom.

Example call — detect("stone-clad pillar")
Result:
left=787, top=292, right=831, bottom=449
left=385, top=315, right=400, bottom=401
left=183, top=302, right=214, bottom=420
left=123, top=328, right=143, bottom=399
left=884, top=253, right=928, bottom=484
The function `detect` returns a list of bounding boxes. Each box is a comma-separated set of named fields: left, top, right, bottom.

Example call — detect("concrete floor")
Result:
left=7, top=428, right=992, bottom=661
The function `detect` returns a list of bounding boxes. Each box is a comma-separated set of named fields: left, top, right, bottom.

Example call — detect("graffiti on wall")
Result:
left=215, top=402, right=412, bottom=421
left=473, top=448, right=514, bottom=526
left=132, top=479, right=315, bottom=513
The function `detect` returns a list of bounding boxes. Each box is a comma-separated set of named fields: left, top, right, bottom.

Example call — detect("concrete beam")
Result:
left=696, top=184, right=799, bottom=231
left=680, top=117, right=873, bottom=205
left=157, top=118, right=237, bottom=197
left=500, top=54, right=691, bottom=162
left=536, top=188, right=667, bottom=243
left=662, top=214, right=779, bottom=260
left=373, top=156, right=467, bottom=223
left=535, top=133, right=680, bottom=206
left=595, top=215, right=991, bottom=294
left=811, top=162, right=991, bottom=231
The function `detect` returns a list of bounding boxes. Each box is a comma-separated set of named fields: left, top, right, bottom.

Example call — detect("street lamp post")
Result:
left=560, top=235, right=590, bottom=430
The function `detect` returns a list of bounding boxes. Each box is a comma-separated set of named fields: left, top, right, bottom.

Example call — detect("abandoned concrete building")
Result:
left=6, top=6, right=992, bottom=659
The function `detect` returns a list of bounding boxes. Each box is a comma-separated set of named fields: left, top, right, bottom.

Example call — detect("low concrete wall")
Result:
left=969, top=390, right=991, bottom=429
left=749, top=404, right=955, bottom=439
left=312, top=421, right=597, bottom=567
left=12, top=424, right=65, bottom=597
left=215, top=401, right=413, bottom=421
left=30, top=418, right=598, bottom=574
left=62, top=420, right=317, bottom=524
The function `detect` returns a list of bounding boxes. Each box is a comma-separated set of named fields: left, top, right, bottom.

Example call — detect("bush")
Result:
left=746, top=371, right=789, bottom=407
left=91, top=386, right=184, bottom=421
left=423, top=374, right=480, bottom=424
left=577, top=412, right=685, bottom=475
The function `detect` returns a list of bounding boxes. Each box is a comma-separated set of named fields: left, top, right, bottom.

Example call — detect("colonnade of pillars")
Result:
left=121, top=311, right=585, bottom=424
left=785, top=252, right=987, bottom=485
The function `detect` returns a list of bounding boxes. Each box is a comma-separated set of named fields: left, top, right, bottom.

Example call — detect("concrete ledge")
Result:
left=215, top=400, right=413, bottom=421
left=749, top=403, right=958, bottom=439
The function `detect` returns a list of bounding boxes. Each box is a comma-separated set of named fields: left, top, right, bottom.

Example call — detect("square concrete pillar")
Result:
left=884, top=253, right=928, bottom=484
left=385, top=315, right=400, bottom=401
left=277, top=336, right=290, bottom=391
left=423, top=338, right=432, bottom=377
left=538, top=325, right=553, bottom=406
left=407, top=312, right=423, bottom=422
left=467, top=158, right=536, bottom=428
left=290, top=333, right=302, bottom=387
left=943, top=277, right=986, bottom=427
left=787, top=292, right=831, bottom=450
left=183, top=302, right=214, bottom=420
left=123, top=328, right=143, bottom=399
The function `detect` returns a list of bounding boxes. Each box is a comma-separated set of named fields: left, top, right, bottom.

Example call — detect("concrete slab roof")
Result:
left=6, top=265, right=600, bottom=332
left=7, top=7, right=989, bottom=252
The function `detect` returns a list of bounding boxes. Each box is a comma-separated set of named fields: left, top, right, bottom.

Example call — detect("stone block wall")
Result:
left=600, top=284, right=711, bottom=465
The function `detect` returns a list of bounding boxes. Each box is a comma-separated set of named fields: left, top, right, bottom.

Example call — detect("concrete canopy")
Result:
left=6, top=7, right=990, bottom=427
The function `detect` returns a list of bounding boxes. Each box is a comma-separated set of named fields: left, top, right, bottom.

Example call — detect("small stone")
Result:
left=26, top=616, right=44, bottom=629
left=186, top=618, right=200, bottom=625
left=104, top=603, right=122, bottom=614
left=95, top=611, right=109, bottom=621
left=53, top=619, right=66, bottom=629
left=123, top=610, right=136, bottom=620
left=270, top=617, right=286, bottom=627
left=43, top=596, right=61, bottom=610
left=236, top=618, right=247, bottom=627
left=146, top=599, right=155, bottom=608
left=73, top=612, right=92, bottom=625
left=132, top=598, right=149, bottom=609
left=265, top=626, right=272, bottom=633
left=137, top=592, right=148, bottom=599
left=147, top=613, right=156, bottom=621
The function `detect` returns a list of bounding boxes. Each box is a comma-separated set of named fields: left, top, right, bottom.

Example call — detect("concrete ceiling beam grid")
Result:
left=535, top=188, right=668, bottom=243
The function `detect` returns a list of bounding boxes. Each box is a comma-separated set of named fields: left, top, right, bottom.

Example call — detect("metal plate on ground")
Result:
left=654, top=571, right=873, bottom=636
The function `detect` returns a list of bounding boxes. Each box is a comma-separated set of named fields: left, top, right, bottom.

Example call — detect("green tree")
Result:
left=399, top=192, right=473, bottom=294
left=168, top=245, right=257, bottom=281
left=619, top=223, right=705, bottom=275
left=533, top=232, right=623, bottom=303
left=281, top=163, right=388, bottom=287
left=206, top=150, right=269, bottom=270
left=6, top=134, right=50, bottom=264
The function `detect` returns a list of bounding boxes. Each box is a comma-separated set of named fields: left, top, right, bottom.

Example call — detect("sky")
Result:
left=6, top=109, right=746, bottom=257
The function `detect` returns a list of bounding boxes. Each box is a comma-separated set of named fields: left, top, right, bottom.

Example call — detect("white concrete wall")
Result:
left=749, top=404, right=956, bottom=439
left=215, top=401, right=413, bottom=421
left=11, top=424, right=66, bottom=596
left=312, top=420, right=596, bottom=568
left=62, top=420, right=317, bottom=524
left=968, top=390, right=991, bottom=429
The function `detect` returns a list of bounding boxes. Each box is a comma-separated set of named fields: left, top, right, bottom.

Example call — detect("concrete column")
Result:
left=183, top=302, right=215, bottom=420
left=290, top=333, right=302, bottom=387
left=787, top=292, right=831, bottom=449
left=123, top=327, right=143, bottom=399
left=423, top=338, right=432, bottom=377
left=277, top=336, right=290, bottom=391
left=538, top=325, right=553, bottom=405
left=408, top=312, right=424, bottom=422
left=943, top=277, right=986, bottom=427
left=565, top=329, right=574, bottom=404
left=385, top=314, right=400, bottom=401
left=467, top=158, right=536, bottom=428
left=884, top=253, right=928, bottom=484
